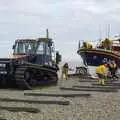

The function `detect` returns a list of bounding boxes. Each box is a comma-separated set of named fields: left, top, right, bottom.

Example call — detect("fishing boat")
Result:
left=77, top=37, right=120, bottom=68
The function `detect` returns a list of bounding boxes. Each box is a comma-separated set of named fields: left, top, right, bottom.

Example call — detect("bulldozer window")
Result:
left=36, top=42, right=44, bottom=54
left=46, top=45, right=50, bottom=55
left=14, top=42, right=36, bottom=54
left=51, top=45, right=56, bottom=62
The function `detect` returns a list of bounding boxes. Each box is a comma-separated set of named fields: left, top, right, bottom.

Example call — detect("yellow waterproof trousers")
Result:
left=99, top=79, right=105, bottom=85
left=61, top=68, right=68, bottom=80
left=97, top=73, right=106, bottom=85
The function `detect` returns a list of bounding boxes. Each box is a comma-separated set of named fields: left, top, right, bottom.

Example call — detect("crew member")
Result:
left=96, top=62, right=108, bottom=85
left=103, top=38, right=112, bottom=50
left=108, top=60, right=118, bottom=79
left=61, top=63, right=69, bottom=80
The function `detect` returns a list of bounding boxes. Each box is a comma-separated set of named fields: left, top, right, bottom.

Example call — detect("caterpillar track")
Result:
left=15, top=64, right=58, bottom=90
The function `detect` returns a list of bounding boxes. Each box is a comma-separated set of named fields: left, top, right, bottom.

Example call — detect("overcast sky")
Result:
left=0, top=0, right=120, bottom=62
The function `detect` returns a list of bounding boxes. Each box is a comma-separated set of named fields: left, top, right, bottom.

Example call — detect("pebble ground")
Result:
left=0, top=76, right=120, bottom=120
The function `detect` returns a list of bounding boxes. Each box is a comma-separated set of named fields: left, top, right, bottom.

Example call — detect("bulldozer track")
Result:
left=15, top=64, right=58, bottom=90
left=15, top=66, right=32, bottom=90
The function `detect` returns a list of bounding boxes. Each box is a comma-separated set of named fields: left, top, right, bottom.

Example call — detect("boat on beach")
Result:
left=77, top=38, right=120, bottom=68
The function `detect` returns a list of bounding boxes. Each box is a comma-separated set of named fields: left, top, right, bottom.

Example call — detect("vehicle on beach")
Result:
left=0, top=29, right=61, bottom=90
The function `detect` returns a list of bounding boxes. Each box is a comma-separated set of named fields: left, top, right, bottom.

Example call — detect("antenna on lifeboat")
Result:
left=108, top=24, right=110, bottom=39
left=106, top=24, right=110, bottom=39
left=99, top=24, right=102, bottom=42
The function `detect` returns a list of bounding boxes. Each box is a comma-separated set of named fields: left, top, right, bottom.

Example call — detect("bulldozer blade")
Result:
left=24, top=92, right=91, bottom=97
left=60, top=87, right=118, bottom=92
left=0, top=98, right=69, bottom=105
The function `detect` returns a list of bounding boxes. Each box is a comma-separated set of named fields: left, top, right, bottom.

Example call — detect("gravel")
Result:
left=0, top=77, right=120, bottom=120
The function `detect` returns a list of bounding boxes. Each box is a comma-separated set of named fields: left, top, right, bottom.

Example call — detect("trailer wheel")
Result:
left=76, top=67, right=87, bottom=75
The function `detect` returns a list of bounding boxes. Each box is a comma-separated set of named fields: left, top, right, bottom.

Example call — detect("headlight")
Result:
left=0, top=64, right=6, bottom=67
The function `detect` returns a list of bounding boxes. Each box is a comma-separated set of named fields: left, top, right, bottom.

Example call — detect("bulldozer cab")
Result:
left=13, top=38, right=61, bottom=65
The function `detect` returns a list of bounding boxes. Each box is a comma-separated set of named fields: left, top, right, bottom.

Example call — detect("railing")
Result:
left=79, top=46, right=120, bottom=57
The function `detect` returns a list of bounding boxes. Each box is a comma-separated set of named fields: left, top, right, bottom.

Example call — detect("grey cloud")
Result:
left=0, top=0, right=120, bottom=60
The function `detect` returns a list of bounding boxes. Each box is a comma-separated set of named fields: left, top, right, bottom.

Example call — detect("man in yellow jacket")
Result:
left=96, top=62, right=108, bottom=85
left=61, top=63, right=69, bottom=80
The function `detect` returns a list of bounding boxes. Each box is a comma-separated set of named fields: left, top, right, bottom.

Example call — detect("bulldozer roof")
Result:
left=15, top=38, right=52, bottom=42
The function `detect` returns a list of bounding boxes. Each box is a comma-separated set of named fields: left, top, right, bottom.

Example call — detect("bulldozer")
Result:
left=0, top=29, right=61, bottom=90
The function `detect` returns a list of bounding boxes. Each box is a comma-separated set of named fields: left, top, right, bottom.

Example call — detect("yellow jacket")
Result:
left=109, top=63, right=117, bottom=69
left=96, top=65, right=107, bottom=75
left=82, top=41, right=92, bottom=49
left=62, top=66, right=68, bottom=74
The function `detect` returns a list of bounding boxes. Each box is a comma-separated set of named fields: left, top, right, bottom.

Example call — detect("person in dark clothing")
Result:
left=108, top=60, right=118, bottom=79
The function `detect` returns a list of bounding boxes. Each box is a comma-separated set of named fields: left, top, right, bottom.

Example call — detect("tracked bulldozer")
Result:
left=0, top=29, right=61, bottom=90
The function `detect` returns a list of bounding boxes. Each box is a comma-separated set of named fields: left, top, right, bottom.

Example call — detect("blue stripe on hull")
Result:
left=81, top=53, right=120, bottom=67
left=85, top=54, right=109, bottom=66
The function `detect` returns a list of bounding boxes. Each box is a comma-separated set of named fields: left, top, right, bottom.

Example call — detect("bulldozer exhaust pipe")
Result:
left=46, top=29, right=49, bottom=39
